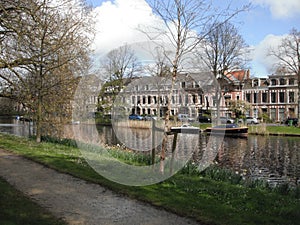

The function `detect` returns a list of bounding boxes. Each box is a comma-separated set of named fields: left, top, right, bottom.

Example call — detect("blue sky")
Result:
left=86, top=0, right=300, bottom=77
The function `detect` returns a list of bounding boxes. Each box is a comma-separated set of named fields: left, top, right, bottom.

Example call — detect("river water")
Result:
left=1, top=117, right=299, bottom=187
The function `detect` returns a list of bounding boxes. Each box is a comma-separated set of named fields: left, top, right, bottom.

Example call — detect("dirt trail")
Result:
left=0, top=149, right=200, bottom=225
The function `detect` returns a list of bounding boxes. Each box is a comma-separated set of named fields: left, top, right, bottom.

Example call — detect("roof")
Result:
left=225, top=70, right=250, bottom=82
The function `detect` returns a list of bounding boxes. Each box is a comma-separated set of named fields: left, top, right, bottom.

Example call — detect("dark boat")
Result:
left=205, top=123, right=248, bottom=137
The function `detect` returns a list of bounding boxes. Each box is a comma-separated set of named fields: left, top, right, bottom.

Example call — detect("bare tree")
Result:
left=0, top=0, right=94, bottom=142
left=197, top=21, right=250, bottom=123
left=143, top=0, right=250, bottom=171
left=102, top=44, right=140, bottom=88
left=99, top=44, right=140, bottom=114
left=268, top=28, right=300, bottom=121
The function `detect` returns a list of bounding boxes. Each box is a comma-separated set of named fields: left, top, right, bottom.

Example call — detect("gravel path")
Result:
left=0, top=149, right=200, bottom=225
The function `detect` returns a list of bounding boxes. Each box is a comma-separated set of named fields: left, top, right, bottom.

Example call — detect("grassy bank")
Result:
left=0, top=133, right=299, bottom=225
left=0, top=177, right=66, bottom=225
left=199, top=123, right=300, bottom=136
left=248, top=124, right=300, bottom=136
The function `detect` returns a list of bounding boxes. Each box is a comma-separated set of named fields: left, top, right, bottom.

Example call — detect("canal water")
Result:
left=1, top=116, right=299, bottom=187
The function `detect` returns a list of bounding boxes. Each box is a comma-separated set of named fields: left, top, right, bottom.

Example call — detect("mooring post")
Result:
left=170, top=131, right=178, bottom=174
left=151, top=118, right=156, bottom=165
left=171, top=132, right=178, bottom=153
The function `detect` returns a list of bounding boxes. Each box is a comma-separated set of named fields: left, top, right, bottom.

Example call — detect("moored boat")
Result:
left=171, top=124, right=200, bottom=134
left=205, top=123, right=248, bottom=137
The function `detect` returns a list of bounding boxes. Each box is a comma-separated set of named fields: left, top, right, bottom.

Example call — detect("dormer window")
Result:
left=279, top=78, right=286, bottom=85
left=271, top=79, right=277, bottom=86
left=253, top=80, right=259, bottom=87
left=289, top=78, right=295, bottom=85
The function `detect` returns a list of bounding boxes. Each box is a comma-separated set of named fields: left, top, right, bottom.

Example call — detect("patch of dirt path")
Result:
left=0, top=149, right=200, bottom=225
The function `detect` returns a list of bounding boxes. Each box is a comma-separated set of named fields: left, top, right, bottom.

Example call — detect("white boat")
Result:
left=171, top=124, right=200, bottom=134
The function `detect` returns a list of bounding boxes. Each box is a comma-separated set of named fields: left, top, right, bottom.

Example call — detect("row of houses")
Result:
left=3, top=69, right=297, bottom=123
left=97, top=69, right=299, bottom=122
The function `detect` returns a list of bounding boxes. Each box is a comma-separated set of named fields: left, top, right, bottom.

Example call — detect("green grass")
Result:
left=249, top=124, right=300, bottom=136
left=0, top=177, right=66, bottom=225
left=0, top=133, right=300, bottom=225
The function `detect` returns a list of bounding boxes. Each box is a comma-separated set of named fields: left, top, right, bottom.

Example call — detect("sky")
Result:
left=86, top=0, right=300, bottom=77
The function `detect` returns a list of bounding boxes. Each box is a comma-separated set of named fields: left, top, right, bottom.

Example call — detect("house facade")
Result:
left=99, top=69, right=298, bottom=122
left=243, top=72, right=298, bottom=122
left=118, top=71, right=248, bottom=119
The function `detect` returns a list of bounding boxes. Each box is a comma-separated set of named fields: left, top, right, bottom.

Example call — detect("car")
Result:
left=129, top=114, right=144, bottom=120
left=246, top=117, right=259, bottom=124
left=144, top=115, right=157, bottom=121
left=219, top=117, right=234, bottom=124
left=177, top=114, right=195, bottom=122
left=285, top=118, right=298, bottom=126
left=198, top=115, right=211, bottom=123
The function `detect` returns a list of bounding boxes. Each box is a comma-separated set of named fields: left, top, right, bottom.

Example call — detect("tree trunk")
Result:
left=36, top=94, right=42, bottom=143
left=297, top=70, right=300, bottom=127
left=160, top=73, right=177, bottom=173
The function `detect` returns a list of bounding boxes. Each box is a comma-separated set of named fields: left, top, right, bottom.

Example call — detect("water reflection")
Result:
left=215, top=136, right=300, bottom=187
left=92, top=126, right=300, bottom=186
left=0, top=117, right=33, bottom=137
left=1, top=118, right=299, bottom=186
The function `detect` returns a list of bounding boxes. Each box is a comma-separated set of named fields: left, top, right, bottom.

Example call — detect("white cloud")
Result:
left=91, top=0, right=159, bottom=56
left=251, top=34, right=287, bottom=75
left=251, top=0, right=300, bottom=19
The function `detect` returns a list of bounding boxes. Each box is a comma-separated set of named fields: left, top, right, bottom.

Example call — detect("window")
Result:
left=289, top=78, right=295, bottom=85
left=271, top=79, right=277, bottom=85
left=212, top=96, right=217, bottom=107
left=172, top=96, right=175, bottom=104
left=289, top=92, right=295, bottom=103
left=262, top=93, right=268, bottom=103
left=270, top=108, right=276, bottom=120
left=271, top=93, right=276, bottom=103
left=225, top=95, right=231, bottom=107
left=279, top=92, right=285, bottom=103
left=185, top=94, right=189, bottom=104
left=253, top=80, right=258, bottom=87
left=192, top=95, right=197, bottom=104
left=181, top=82, right=186, bottom=88
left=142, top=96, right=146, bottom=104
left=246, top=93, right=251, bottom=102
left=279, top=78, right=286, bottom=85
left=253, top=93, right=258, bottom=103
left=279, top=108, right=285, bottom=122
left=137, top=96, right=141, bottom=104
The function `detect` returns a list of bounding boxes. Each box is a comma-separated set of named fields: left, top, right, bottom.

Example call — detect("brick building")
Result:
left=243, top=72, right=298, bottom=122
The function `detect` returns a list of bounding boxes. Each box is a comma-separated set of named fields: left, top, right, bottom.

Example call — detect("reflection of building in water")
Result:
left=0, top=117, right=34, bottom=137
left=69, top=124, right=300, bottom=187
left=168, top=133, right=200, bottom=161
left=199, top=134, right=300, bottom=187
left=215, top=137, right=248, bottom=170
left=249, top=167, right=290, bottom=188
left=228, top=136, right=300, bottom=187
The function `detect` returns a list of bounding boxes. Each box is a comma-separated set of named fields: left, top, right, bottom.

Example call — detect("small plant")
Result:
left=200, top=165, right=242, bottom=185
